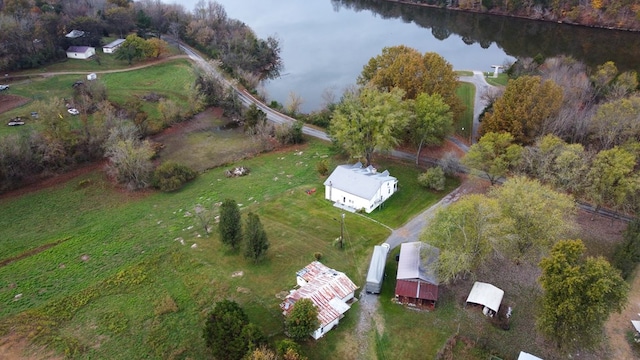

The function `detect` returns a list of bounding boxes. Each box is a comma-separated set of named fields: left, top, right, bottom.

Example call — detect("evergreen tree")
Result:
left=244, top=212, right=269, bottom=263
left=219, top=199, right=242, bottom=250
left=203, top=300, right=250, bottom=360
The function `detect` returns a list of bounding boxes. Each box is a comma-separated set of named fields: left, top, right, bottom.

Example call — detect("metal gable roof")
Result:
left=67, top=46, right=92, bottom=53
left=281, top=262, right=358, bottom=327
left=396, top=242, right=439, bottom=285
left=323, top=163, right=396, bottom=200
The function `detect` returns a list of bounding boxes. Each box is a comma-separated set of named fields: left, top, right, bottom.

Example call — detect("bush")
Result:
left=152, top=161, right=197, bottom=192
left=275, top=121, right=304, bottom=145
left=418, top=166, right=446, bottom=191
left=438, top=152, right=462, bottom=176
left=612, top=219, right=640, bottom=279
left=314, top=252, right=322, bottom=261
left=316, top=159, right=329, bottom=176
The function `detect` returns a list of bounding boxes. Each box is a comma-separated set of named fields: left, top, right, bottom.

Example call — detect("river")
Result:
left=166, top=0, right=640, bottom=113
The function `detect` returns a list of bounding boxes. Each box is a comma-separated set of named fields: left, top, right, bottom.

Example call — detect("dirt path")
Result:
left=605, top=267, right=640, bottom=359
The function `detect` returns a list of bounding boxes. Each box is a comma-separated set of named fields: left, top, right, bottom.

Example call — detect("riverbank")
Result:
left=388, top=0, right=640, bottom=32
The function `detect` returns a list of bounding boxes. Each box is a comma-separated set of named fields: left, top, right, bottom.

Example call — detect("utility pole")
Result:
left=340, top=213, right=345, bottom=249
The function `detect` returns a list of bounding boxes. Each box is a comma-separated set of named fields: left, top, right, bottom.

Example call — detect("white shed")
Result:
left=365, top=243, right=390, bottom=294
left=66, top=46, right=95, bottom=60
left=323, top=162, right=398, bottom=213
left=466, top=281, right=504, bottom=315
left=102, top=38, right=125, bottom=54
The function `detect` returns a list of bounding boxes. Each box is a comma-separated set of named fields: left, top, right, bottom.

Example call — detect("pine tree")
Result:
left=244, top=212, right=269, bottom=263
left=219, top=199, right=242, bottom=250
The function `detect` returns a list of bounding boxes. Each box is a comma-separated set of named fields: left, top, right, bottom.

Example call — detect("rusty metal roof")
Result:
left=281, top=262, right=358, bottom=327
left=395, top=279, right=439, bottom=301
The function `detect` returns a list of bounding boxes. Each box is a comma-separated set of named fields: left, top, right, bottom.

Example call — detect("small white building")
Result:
left=466, top=281, right=504, bottom=316
left=102, top=38, right=125, bottom=54
left=323, top=162, right=398, bottom=213
left=66, top=46, right=95, bottom=60
left=280, top=261, right=358, bottom=340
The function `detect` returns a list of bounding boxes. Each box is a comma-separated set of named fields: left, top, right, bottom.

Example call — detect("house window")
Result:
left=343, top=197, right=346, bottom=203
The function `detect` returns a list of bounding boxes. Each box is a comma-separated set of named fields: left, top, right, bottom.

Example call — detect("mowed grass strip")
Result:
left=455, top=81, right=475, bottom=141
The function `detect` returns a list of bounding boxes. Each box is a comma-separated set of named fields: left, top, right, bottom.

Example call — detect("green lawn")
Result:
left=0, top=59, right=196, bottom=137
left=3, top=136, right=463, bottom=358
left=455, top=82, right=475, bottom=141
left=485, top=73, right=509, bottom=87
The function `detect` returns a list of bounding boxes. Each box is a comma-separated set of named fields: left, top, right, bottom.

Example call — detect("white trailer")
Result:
left=365, top=243, right=390, bottom=294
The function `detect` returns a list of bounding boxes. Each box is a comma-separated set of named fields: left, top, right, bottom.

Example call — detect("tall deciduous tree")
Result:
left=285, top=298, right=319, bottom=341
left=461, top=132, right=522, bottom=185
left=586, top=146, right=639, bottom=215
left=490, top=176, right=576, bottom=261
left=219, top=199, right=242, bottom=250
left=244, top=212, right=269, bottom=263
left=411, top=93, right=453, bottom=164
left=588, top=96, right=640, bottom=151
left=481, top=75, right=563, bottom=144
left=358, top=45, right=463, bottom=118
left=538, top=239, right=628, bottom=351
left=330, top=86, right=410, bottom=166
left=421, top=194, right=501, bottom=283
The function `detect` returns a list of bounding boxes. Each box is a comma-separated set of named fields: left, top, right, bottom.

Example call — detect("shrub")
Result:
left=152, top=161, right=197, bottom=192
left=418, top=166, right=446, bottom=191
left=316, top=159, right=329, bottom=176
left=275, top=121, right=304, bottom=145
left=612, top=219, right=640, bottom=279
left=438, top=152, right=462, bottom=176
left=314, top=252, right=322, bottom=261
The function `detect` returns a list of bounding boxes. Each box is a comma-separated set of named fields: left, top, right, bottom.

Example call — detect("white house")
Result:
left=280, top=261, right=358, bottom=340
left=66, top=46, right=95, bottom=60
left=102, top=38, right=125, bottom=54
left=323, top=162, right=398, bottom=213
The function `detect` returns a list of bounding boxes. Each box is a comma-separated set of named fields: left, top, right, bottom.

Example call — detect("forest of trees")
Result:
left=0, top=0, right=281, bottom=80
left=339, top=0, right=640, bottom=31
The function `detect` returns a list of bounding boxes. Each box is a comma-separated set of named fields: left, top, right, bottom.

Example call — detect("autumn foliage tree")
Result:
left=538, top=239, right=628, bottom=351
left=358, top=45, right=464, bottom=119
left=481, top=75, right=563, bottom=144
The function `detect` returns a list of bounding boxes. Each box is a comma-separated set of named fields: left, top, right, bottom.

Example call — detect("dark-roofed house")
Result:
left=66, top=46, right=95, bottom=60
left=323, top=162, right=398, bottom=213
left=103, top=39, right=125, bottom=54
left=280, top=261, right=358, bottom=340
left=395, top=242, right=439, bottom=309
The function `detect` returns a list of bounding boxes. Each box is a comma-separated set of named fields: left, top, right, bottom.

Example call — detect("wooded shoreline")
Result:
left=386, top=0, right=640, bottom=32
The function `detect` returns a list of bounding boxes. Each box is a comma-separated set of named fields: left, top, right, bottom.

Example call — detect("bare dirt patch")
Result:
left=0, top=95, right=29, bottom=114
left=0, top=334, right=62, bottom=360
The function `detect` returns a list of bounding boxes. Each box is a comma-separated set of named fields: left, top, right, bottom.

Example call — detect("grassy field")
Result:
left=0, top=59, right=196, bottom=137
left=455, top=82, right=475, bottom=141
left=485, top=73, right=509, bottom=87
left=0, top=129, right=461, bottom=359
